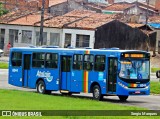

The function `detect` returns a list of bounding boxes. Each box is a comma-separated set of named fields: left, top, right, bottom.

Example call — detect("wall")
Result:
left=0, top=23, right=63, bottom=50
left=68, top=0, right=85, bottom=12
left=0, top=22, right=96, bottom=51
left=49, top=2, right=68, bottom=16
left=95, top=20, right=156, bottom=52
left=63, top=28, right=95, bottom=48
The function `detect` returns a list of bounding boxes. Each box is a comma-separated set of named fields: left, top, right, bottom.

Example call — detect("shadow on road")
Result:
left=30, top=91, right=148, bottom=104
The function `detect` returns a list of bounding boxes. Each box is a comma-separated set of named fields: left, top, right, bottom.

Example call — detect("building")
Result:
left=149, top=0, right=160, bottom=12
left=0, top=10, right=52, bottom=50
left=102, top=2, right=158, bottom=16
left=149, top=16, right=160, bottom=54
left=0, top=0, right=49, bottom=11
left=0, top=10, right=156, bottom=54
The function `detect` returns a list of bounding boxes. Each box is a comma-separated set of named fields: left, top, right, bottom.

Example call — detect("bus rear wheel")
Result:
left=92, top=85, right=103, bottom=101
left=36, top=80, right=51, bottom=94
left=118, top=95, right=128, bottom=101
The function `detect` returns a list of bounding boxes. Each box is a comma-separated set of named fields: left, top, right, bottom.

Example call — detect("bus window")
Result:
left=119, top=60, right=149, bottom=79
left=83, top=54, right=94, bottom=71
left=11, top=52, right=22, bottom=67
left=73, top=54, right=83, bottom=70
left=45, top=53, right=58, bottom=68
left=94, top=55, right=105, bottom=71
left=32, top=53, right=45, bottom=68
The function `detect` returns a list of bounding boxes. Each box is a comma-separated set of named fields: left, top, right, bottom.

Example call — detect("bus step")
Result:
left=60, top=90, right=69, bottom=93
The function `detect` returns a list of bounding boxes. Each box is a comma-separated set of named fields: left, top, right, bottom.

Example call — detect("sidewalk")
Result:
left=0, top=56, right=9, bottom=62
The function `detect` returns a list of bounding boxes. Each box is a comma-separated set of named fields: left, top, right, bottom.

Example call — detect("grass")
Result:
left=150, top=82, right=160, bottom=94
left=151, top=68, right=160, bottom=73
left=0, top=89, right=159, bottom=119
left=0, top=89, right=145, bottom=110
left=0, top=89, right=155, bottom=119
left=0, top=62, right=8, bottom=69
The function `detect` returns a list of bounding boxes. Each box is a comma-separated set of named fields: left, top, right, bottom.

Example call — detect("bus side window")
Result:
left=32, top=53, right=45, bottom=68
left=94, top=55, right=105, bottom=72
left=11, top=52, right=22, bottom=67
left=73, top=54, right=83, bottom=70
left=83, top=54, right=94, bottom=71
left=45, top=53, right=58, bottom=69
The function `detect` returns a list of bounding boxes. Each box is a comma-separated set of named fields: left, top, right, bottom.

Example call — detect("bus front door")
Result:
left=107, top=58, right=118, bottom=93
left=60, top=56, right=71, bottom=91
left=22, top=54, right=31, bottom=87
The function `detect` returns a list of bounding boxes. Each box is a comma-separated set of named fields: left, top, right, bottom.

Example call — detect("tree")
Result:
left=0, top=2, right=8, bottom=16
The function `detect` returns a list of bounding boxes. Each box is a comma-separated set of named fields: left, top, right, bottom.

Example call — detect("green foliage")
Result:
left=150, top=82, right=160, bottom=94
left=0, top=2, right=9, bottom=16
left=0, top=62, right=8, bottom=69
left=151, top=68, right=160, bottom=73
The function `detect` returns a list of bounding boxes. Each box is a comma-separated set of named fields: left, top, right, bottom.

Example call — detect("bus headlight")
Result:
left=144, top=85, right=149, bottom=89
left=118, top=82, right=128, bottom=89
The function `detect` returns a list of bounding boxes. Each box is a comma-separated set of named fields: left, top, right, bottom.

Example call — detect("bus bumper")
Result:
left=117, top=82, right=150, bottom=96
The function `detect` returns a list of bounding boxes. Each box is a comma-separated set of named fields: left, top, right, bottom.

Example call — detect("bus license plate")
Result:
left=135, top=91, right=140, bottom=94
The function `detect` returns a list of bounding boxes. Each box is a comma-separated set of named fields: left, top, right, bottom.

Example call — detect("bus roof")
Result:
left=10, top=47, right=149, bottom=54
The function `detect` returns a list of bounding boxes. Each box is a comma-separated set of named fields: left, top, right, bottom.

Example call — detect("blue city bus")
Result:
left=8, top=47, right=150, bottom=101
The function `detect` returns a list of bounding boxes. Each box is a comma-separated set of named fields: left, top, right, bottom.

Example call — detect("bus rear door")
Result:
left=22, top=54, right=31, bottom=87
left=60, top=56, right=72, bottom=92
left=107, top=57, right=118, bottom=94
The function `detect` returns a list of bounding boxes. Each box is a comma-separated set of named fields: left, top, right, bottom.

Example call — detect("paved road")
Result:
left=0, top=69, right=160, bottom=110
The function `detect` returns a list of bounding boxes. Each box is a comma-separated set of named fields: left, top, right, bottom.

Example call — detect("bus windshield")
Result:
left=119, top=59, right=149, bottom=79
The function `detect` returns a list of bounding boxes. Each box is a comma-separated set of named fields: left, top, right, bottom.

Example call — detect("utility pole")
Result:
left=39, top=0, right=45, bottom=46
left=4, top=0, right=6, bottom=9
left=146, top=0, right=150, bottom=52
left=145, top=0, right=149, bottom=26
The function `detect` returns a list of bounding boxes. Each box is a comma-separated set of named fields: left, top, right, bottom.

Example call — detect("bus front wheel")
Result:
left=36, top=80, right=51, bottom=94
left=118, top=95, right=128, bottom=101
left=92, top=85, right=103, bottom=101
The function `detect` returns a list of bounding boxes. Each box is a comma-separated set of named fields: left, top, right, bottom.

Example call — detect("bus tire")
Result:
left=118, top=95, right=128, bottom=101
left=92, top=85, right=103, bottom=101
left=36, top=80, right=51, bottom=94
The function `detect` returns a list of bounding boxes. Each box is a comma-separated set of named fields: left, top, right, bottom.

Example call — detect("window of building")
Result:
left=32, top=53, right=45, bottom=68
left=0, top=29, right=5, bottom=49
left=45, top=53, right=58, bottom=68
left=36, top=32, right=47, bottom=46
left=94, top=55, right=105, bottom=71
left=73, top=54, right=83, bottom=70
left=83, top=54, right=94, bottom=71
left=50, top=33, right=60, bottom=46
left=9, top=29, right=18, bottom=46
left=76, top=34, right=90, bottom=47
left=64, top=33, right=71, bottom=47
left=11, top=52, right=22, bottom=67
left=22, top=30, right=32, bottom=43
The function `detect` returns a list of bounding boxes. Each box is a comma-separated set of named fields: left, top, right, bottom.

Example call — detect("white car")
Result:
left=0, top=49, right=3, bottom=57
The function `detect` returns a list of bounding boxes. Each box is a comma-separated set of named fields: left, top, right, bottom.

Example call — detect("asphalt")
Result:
left=0, top=56, right=9, bottom=62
